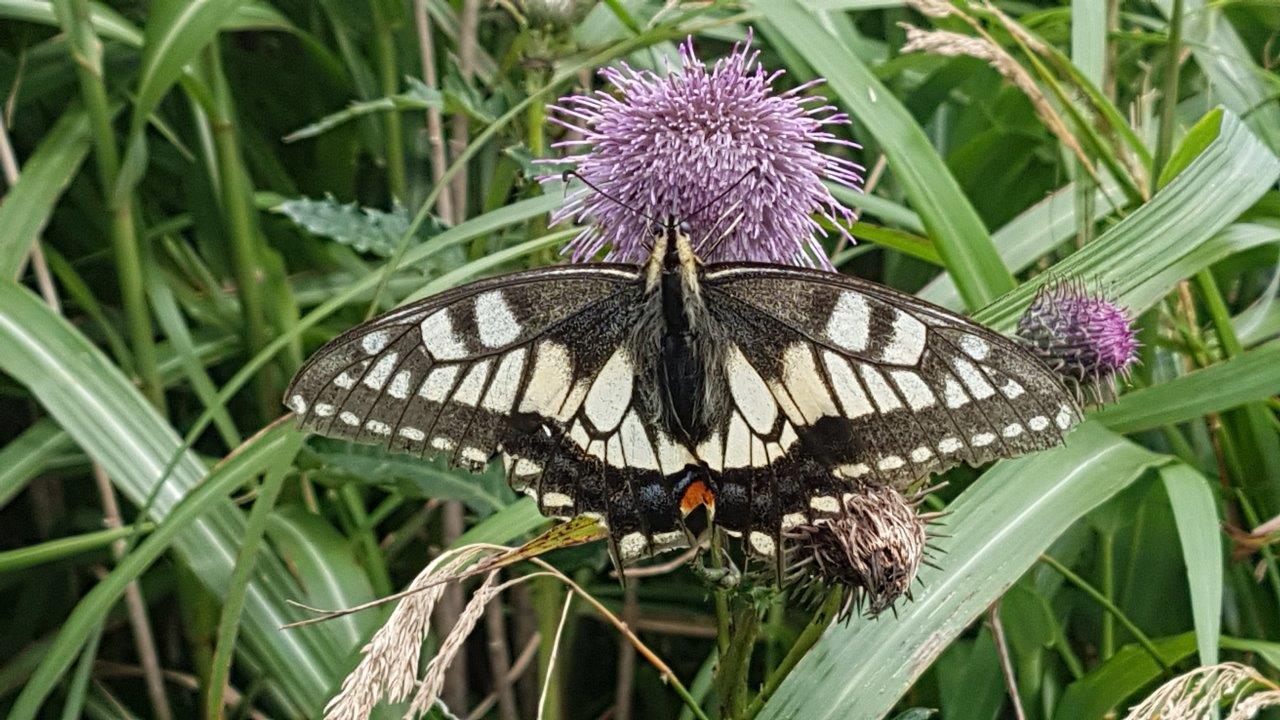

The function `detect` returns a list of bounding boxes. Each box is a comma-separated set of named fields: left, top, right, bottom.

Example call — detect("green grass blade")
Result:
left=752, top=0, right=1015, bottom=309
left=205, top=436, right=302, bottom=720
left=1091, top=341, right=1280, bottom=433
left=1158, top=465, right=1222, bottom=666
left=976, top=109, right=1280, bottom=333
left=0, top=106, right=95, bottom=280
left=0, top=281, right=349, bottom=712
left=0, top=524, right=150, bottom=574
left=5, top=419, right=299, bottom=720
left=756, top=422, right=1167, bottom=720
left=0, top=419, right=77, bottom=510
left=0, top=0, right=143, bottom=44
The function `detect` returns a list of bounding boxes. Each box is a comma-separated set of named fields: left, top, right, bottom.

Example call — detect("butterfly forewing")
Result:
left=286, top=265, right=643, bottom=468
left=702, top=265, right=1081, bottom=488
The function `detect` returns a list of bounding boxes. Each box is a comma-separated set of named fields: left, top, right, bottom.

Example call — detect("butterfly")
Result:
left=284, top=221, right=1080, bottom=564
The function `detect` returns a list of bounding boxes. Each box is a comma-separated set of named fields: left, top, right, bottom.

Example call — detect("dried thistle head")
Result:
left=1016, top=278, right=1139, bottom=402
left=786, top=484, right=929, bottom=618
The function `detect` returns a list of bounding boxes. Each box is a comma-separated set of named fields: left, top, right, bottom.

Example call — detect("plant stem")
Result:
left=450, top=0, right=479, bottom=218
left=1152, top=0, right=1184, bottom=182
left=205, top=43, right=276, bottom=422
left=1099, top=530, right=1115, bottom=660
left=716, top=603, right=760, bottom=718
left=743, top=590, right=840, bottom=720
left=1039, top=554, right=1171, bottom=673
left=371, top=0, right=407, bottom=200
left=53, top=0, right=162, bottom=410
left=414, top=0, right=456, bottom=223
left=989, top=602, right=1027, bottom=720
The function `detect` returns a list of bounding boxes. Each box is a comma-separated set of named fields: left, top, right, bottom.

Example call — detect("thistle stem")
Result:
left=743, top=590, right=841, bottom=720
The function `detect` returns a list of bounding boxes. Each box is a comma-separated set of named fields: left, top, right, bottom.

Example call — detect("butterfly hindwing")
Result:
left=702, top=264, right=1081, bottom=488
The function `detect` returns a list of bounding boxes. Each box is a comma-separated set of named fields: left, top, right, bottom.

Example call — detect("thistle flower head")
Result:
left=786, top=484, right=928, bottom=618
left=1016, top=279, right=1140, bottom=400
left=544, top=33, right=862, bottom=268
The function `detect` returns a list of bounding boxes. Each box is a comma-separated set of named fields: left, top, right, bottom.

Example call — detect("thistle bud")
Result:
left=1016, top=279, right=1139, bottom=401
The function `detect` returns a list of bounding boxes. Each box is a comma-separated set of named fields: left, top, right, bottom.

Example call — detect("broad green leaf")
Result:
left=757, top=422, right=1168, bottom=720
left=1091, top=341, right=1280, bottom=433
left=752, top=0, right=1015, bottom=309
left=1053, top=634, right=1194, bottom=720
left=1159, top=465, right=1222, bottom=666
left=0, top=107, right=95, bottom=280
left=977, top=110, right=1280, bottom=333
left=0, top=282, right=349, bottom=713
left=5, top=420, right=300, bottom=720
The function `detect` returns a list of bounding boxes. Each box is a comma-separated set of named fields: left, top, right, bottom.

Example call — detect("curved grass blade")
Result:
left=756, top=422, right=1169, bottom=720
left=1158, top=465, right=1222, bottom=666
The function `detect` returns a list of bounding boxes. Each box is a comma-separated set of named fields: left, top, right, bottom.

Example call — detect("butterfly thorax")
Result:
left=635, top=227, right=730, bottom=447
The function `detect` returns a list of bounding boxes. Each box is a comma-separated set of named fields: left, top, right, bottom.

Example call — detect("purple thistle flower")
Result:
left=543, top=32, right=863, bottom=268
left=1016, top=279, right=1140, bottom=399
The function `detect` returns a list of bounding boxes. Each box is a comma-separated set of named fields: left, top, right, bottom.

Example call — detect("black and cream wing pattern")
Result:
left=700, top=264, right=1079, bottom=490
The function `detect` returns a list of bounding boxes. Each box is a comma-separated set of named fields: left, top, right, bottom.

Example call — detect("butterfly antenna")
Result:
left=562, top=170, right=663, bottom=226
left=697, top=202, right=747, bottom=258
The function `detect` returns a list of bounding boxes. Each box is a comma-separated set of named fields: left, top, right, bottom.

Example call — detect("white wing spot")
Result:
left=399, top=427, right=425, bottom=441
left=315, top=403, right=334, bottom=417
left=542, top=492, right=574, bottom=508
left=620, top=411, right=659, bottom=471
left=972, top=432, right=996, bottom=447
left=363, top=353, right=398, bottom=391
left=1000, top=379, right=1025, bottom=399
left=432, top=436, right=456, bottom=451
left=655, top=432, right=693, bottom=475
left=520, top=341, right=572, bottom=414
left=420, top=365, right=460, bottom=402
left=388, top=370, right=413, bottom=399
left=453, top=360, right=492, bottom=406
left=461, top=446, right=488, bottom=464
left=749, top=532, right=776, bottom=557
left=584, top=349, right=633, bottom=432
left=361, top=330, right=390, bottom=355
left=951, top=357, right=996, bottom=399
left=365, top=420, right=391, bottom=436
left=836, top=463, right=870, bottom=479
left=727, top=346, right=778, bottom=433
left=782, top=513, right=806, bottom=530
left=696, top=431, right=724, bottom=473
left=782, top=344, right=838, bottom=422
left=858, top=364, right=902, bottom=413
left=420, top=309, right=469, bottom=360
left=910, top=446, right=933, bottom=463
left=288, top=394, right=307, bottom=414
left=1029, top=415, right=1050, bottom=431
left=779, top=422, right=799, bottom=451
left=723, top=413, right=751, bottom=469
left=810, top=495, right=841, bottom=513
left=938, top=437, right=963, bottom=454
left=958, top=334, right=990, bottom=361
left=334, top=372, right=355, bottom=389
left=474, top=291, right=521, bottom=348
left=339, top=411, right=360, bottom=426
left=568, top=420, right=590, bottom=449
left=482, top=349, right=527, bottom=412
left=879, top=311, right=927, bottom=365
left=826, top=292, right=870, bottom=352
left=1056, top=405, right=1075, bottom=429
left=877, top=455, right=905, bottom=471
left=823, top=352, right=874, bottom=418
left=619, top=532, right=648, bottom=559
left=514, top=458, right=541, bottom=476
left=889, top=369, right=935, bottom=410
left=942, top=376, right=970, bottom=408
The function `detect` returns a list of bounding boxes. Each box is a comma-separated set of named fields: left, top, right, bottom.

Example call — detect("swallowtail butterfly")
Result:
left=285, top=224, right=1080, bottom=562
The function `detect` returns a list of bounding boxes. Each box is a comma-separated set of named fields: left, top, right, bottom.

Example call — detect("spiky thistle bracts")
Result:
left=543, top=33, right=863, bottom=268
left=1016, top=278, right=1139, bottom=402
left=784, top=485, right=933, bottom=619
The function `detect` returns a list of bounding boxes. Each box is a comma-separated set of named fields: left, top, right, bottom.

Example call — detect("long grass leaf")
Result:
left=5, top=420, right=299, bottom=720
left=756, top=422, right=1168, bottom=720
left=753, top=0, right=1015, bottom=309
left=1159, top=465, right=1223, bottom=666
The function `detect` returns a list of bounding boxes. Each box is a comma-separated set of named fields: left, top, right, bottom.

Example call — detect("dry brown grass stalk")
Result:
left=1122, top=662, right=1280, bottom=720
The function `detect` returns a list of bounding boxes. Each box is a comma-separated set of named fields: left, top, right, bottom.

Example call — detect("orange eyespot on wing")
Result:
left=679, top=479, right=716, bottom=515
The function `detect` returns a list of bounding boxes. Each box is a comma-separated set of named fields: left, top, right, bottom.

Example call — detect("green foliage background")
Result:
left=0, top=0, right=1278, bottom=718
